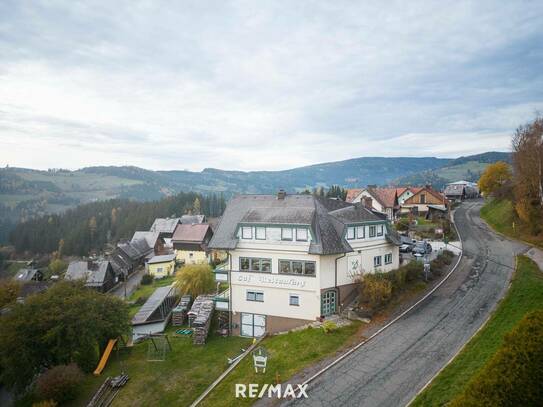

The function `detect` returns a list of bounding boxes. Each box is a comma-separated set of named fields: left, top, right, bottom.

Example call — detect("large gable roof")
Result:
left=209, top=194, right=389, bottom=255
left=150, top=218, right=182, bottom=234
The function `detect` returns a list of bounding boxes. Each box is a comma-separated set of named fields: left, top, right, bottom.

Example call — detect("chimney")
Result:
left=277, top=189, right=286, bottom=200
left=363, top=196, right=373, bottom=209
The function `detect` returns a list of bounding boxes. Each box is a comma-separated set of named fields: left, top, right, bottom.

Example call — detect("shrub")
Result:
left=396, top=218, right=410, bottom=231
left=450, top=310, right=543, bottom=407
left=175, top=264, right=215, bottom=297
left=321, top=320, right=338, bottom=334
left=35, top=364, right=84, bottom=404
left=140, top=273, right=153, bottom=285
left=386, top=267, right=407, bottom=293
left=359, top=274, right=392, bottom=310
left=405, top=261, right=424, bottom=282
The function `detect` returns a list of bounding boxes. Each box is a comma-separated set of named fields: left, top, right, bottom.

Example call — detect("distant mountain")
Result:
left=0, top=152, right=510, bottom=227
left=392, top=151, right=512, bottom=188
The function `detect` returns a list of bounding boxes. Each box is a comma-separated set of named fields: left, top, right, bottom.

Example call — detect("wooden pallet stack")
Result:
left=189, top=295, right=215, bottom=345
left=172, top=295, right=192, bottom=326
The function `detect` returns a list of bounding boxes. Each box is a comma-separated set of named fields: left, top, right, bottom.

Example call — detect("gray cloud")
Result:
left=0, top=0, right=542, bottom=171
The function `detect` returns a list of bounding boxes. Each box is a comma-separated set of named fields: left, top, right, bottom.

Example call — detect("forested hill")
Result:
left=9, top=192, right=225, bottom=256
left=0, top=152, right=510, bottom=235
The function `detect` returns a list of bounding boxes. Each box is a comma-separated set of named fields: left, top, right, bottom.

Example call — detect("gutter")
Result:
left=335, top=253, right=346, bottom=310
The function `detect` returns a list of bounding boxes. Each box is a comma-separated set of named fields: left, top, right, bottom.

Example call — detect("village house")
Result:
left=400, top=185, right=448, bottom=215
left=146, top=253, right=176, bottom=279
left=109, top=238, right=154, bottom=280
left=444, top=180, right=479, bottom=202
left=65, top=260, right=116, bottom=292
left=130, top=231, right=165, bottom=255
left=209, top=191, right=401, bottom=337
left=150, top=215, right=207, bottom=239
left=172, top=223, right=213, bottom=265
left=346, top=187, right=402, bottom=220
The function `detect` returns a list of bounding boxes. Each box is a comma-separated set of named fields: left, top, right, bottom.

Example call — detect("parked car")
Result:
left=412, top=241, right=432, bottom=255
left=399, top=244, right=412, bottom=253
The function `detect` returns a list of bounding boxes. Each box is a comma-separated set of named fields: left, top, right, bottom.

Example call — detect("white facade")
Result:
left=224, top=223, right=399, bottom=334
left=398, top=189, right=414, bottom=205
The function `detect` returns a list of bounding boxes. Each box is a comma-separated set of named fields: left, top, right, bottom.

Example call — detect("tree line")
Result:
left=9, top=192, right=226, bottom=256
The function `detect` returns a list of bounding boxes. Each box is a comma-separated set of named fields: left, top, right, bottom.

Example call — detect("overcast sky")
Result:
left=1, top=1, right=542, bottom=172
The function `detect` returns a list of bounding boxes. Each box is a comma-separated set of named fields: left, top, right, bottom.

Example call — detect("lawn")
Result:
left=72, top=322, right=361, bottom=407
left=411, top=255, right=543, bottom=406
left=480, top=198, right=543, bottom=248
left=201, top=322, right=361, bottom=406
left=73, top=327, right=253, bottom=406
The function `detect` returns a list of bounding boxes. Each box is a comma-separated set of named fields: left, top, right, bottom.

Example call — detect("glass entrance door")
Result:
left=321, top=290, right=337, bottom=316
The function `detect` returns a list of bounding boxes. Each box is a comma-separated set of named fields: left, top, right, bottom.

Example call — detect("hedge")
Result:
left=450, top=309, right=543, bottom=406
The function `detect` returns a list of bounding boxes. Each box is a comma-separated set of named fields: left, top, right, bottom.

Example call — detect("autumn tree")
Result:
left=512, top=116, right=543, bottom=233
left=175, top=264, right=215, bottom=298
left=478, top=161, right=513, bottom=197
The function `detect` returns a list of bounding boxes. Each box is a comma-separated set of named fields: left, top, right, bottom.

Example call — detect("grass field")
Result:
left=480, top=198, right=543, bottom=248
left=72, top=322, right=360, bottom=406
left=201, top=322, right=361, bottom=407
left=411, top=255, right=543, bottom=406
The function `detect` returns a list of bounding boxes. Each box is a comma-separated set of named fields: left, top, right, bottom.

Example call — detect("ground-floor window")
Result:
left=374, top=255, right=382, bottom=267
left=385, top=253, right=392, bottom=264
left=289, top=294, right=300, bottom=306
left=241, top=313, right=266, bottom=337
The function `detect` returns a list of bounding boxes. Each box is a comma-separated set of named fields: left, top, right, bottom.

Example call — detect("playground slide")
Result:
left=93, top=339, right=117, bottom=376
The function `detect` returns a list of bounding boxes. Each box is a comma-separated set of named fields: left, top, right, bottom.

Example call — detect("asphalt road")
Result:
left=285, top=200, right=527, bottom=407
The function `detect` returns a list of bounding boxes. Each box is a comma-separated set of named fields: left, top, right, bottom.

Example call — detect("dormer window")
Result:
left=356, top=226, right=365, bottom=239
left=369, top=226, right=376, bottom=237
left=346, top=226, right=355, bottom=240
left=377, top=225, right=384, bottom=236
left=255, top=227, right=266, bottom=240
left=241, top=226, right=252, bottom=239
left=281, top=228, right=293, bottom=241
left=296, top=228, right=308, bottom=242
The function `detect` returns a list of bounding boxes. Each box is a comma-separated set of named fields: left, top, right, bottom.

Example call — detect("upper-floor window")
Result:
left=420, top=194, right=426, bottom=204
left=255, top=227, right=266, bottom=240
left=296, top=228, right=308, bottom=242
left=377, top=225, right=384, bottom=236
left=356, top=226, right=365, bottom=239
left=346, top=226, right=355, bottom=240
left=247, top=290, right=264, bottom=302
left=374, top=255, right=382, bottom=267
left=281, top=227, right=293, bottom=241
left=240, top=257, right=272, bottom=272
left=241, top=226, right=252, bottom=239
left=279, top=260, right=316, bottom=276
left=369, top=226, right=376, bottom=237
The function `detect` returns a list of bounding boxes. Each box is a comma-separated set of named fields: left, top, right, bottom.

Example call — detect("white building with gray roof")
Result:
left=209, top=191, right=400, bottom=337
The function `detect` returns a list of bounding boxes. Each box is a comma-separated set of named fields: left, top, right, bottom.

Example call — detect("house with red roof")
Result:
left=172, top=223, right=214, bottom=265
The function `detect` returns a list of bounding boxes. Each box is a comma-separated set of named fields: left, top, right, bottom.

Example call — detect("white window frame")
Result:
left=281, top=227, right=293, bottom=241
left=385, top=253, right=392, bottom=264
left=246, top=290, right=264, bottom=302
left=356, top=225, right=365, bottom=239
left=296, top=228, right=308, bottom=242
left=369, top=225, right=376, bottom=237
left=241, top=226, right=253, bottom=239
left=377, top=224, right=384, bottom=236
left=255, top=226, right=266, bottom=240
left=289, top=294, right=300, bottom=306
left=374, top=255, right=382, bottom=267
left=346, top=226, right=356, bottom=240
